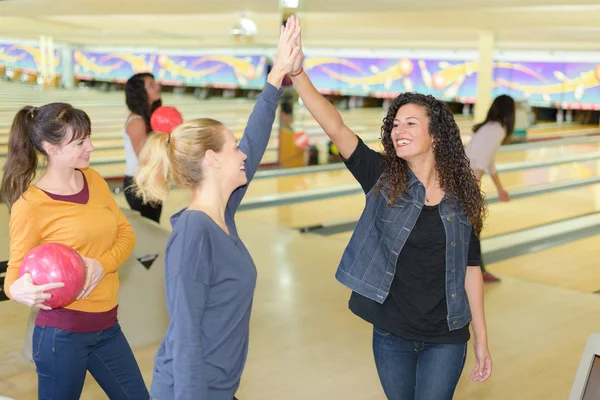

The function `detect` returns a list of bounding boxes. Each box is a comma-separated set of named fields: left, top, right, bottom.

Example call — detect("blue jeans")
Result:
left=372, top=326, right=467, bottom=400
left=32, top=323, right=149, bottom=400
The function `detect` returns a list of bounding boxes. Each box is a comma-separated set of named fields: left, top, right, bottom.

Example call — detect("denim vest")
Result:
left=335, top=169, right=473, bottom=331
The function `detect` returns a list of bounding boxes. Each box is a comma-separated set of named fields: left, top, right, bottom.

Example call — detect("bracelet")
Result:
left=288, top=67, right=303, bottom=77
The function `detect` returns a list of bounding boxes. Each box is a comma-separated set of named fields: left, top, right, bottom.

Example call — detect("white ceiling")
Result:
left=1, top=0, right=600, bottom=50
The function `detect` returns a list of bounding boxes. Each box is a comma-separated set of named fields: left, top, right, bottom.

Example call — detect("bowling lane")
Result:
left=4, top=146, right=277, bottom=177
left=245, top=153, right=600, bottom=198
left=119, top=157, right=600, bottom=223
left=84, top=147, right=279, bottom=167
left=479, top=160, right=600, bottom=194
left=247, top=168, right=358, bottom=196
left=482, top=184, right=600, bottom=236
left=0, top=90, right=476, bottom=138
left=320, top=184, right=600, bottom=243
left=357, top=138, right=600, bottom=165
left=4, top=127, right=598, bottom=172
left=493, top=141, right=600, bottom=164
left=487, top=233, right=600, bottom=293
left=240, top=171, right=600, bottom=238
left=0, top=128, right=307, bottom=147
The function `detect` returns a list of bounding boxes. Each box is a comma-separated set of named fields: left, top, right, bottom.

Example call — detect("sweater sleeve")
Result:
left=227, top=82, right=282, bottom=215
left=170, top=214, right=212, bottom=399
left=4, top=199, right=42, bottom=299
left=92, top=171, right=136, bottom=274
left=171, top=275, right=210, bottom=399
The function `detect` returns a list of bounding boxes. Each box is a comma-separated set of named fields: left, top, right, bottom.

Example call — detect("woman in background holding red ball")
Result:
left=123, top=72, right=164, bottom=223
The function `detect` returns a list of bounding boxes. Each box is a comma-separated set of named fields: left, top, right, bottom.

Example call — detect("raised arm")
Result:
left=227, top=83, right=281, bottom=214
left=227, top=16, right=301, bottom=213
left=288, top=17, right=358, bottom=159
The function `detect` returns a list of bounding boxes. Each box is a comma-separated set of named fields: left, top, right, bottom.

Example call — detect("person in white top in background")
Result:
left=123, top=72, right=163, bottom=223
left=465, top=94, right=515, bottom=283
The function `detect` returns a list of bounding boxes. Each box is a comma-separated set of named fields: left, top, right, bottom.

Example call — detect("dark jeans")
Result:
left=32, top=323, right=149, bottom=400
left=372, top=326, right=467, bottom=400
left=123, top=175, right=162, bottom=223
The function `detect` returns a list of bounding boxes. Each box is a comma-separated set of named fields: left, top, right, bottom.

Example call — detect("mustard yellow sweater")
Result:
left=4, top=168, right=135, bottom=312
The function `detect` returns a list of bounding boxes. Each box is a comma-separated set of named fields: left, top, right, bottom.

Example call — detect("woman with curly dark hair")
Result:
left=123, top=72, right=163, bottom=223
left=285, top=18, right=491, bottom=399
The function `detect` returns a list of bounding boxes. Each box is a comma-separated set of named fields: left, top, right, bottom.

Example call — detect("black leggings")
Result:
left=123, top=176, right=162, bottom=224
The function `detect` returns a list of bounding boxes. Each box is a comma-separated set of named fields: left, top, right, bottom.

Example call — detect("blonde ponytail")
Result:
left=134, top=118, right=226, bottom=205
left=134, top=132, right=171, bottom=205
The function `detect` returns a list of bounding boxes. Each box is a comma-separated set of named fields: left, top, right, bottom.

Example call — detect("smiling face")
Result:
left=45, top=129, right=95, bottom=169
left=216, top=128, right=248, bottom=188
left=390, top=103, right=434, bottom=161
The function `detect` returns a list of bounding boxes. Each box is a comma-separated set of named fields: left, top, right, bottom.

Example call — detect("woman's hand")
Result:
left=77, top=257, right=105, bottom=300
left=471, top=341, right=493, bottom=382
left=270, top=15, right=302, bottom=78
left=9, top=273, right=64, bottom=310
left=289, top=16, right=304, bottom=76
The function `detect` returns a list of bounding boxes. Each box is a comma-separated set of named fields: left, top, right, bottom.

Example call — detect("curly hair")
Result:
left=378, top=92, right=487, bottom=234
left=125, top=72, right=162, bottom=133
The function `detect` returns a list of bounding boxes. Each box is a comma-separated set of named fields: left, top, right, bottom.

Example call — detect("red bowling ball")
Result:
left=151, top=106, right=183, bottom=134
left=18, top=243, right=87, bottom=308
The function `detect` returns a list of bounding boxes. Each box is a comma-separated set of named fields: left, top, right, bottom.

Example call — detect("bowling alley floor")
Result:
left=2, top=81, right=600, bottom=398
left=2, top=199, right=600, bottom=400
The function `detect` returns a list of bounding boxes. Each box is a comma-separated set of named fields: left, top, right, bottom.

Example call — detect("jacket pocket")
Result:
left=457, top=214, right=472, bottom=245
left=375, top=192, right=406, bottom=223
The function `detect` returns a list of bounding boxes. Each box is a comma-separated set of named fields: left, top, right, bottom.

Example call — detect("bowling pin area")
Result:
left=1, top=77, right=600, bottom=400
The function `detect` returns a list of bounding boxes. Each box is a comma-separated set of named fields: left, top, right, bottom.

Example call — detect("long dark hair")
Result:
left=0, top=103, right=91, bottom=210
left=473, top=94, right=515, bottom=144
left=125, top=72, right=162, bottom=133
left=379, top=93, right=486, bottom=234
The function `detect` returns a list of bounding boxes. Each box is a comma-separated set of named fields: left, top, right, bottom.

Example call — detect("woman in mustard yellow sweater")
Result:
left=0, top=103, right=148, bottom=399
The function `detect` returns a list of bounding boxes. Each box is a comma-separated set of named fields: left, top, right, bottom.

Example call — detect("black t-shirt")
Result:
left=343, top=137, right=481, bottom=344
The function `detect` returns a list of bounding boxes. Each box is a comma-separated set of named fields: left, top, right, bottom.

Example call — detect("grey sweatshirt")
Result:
left=150, top=82, right=283, bottom=400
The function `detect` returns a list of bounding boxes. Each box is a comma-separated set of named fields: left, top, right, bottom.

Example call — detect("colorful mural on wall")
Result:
left=0, top=43, right=61, bottom=75
left=304, top=57, right=479, bottom=102
left=73, top=50, right=155, bottom=82
left=73, top=50, right=268, bottom=89
left=2, top=38, right=600, bottom=109
left=155, top=54, right=267, bottom=89
left=493, top=61, right=600, bottom=109
left=304, top=56, right=600, bottom=109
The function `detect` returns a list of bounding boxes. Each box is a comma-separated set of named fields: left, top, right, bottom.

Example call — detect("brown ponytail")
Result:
left=1, top=106, right=39, bottom=210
